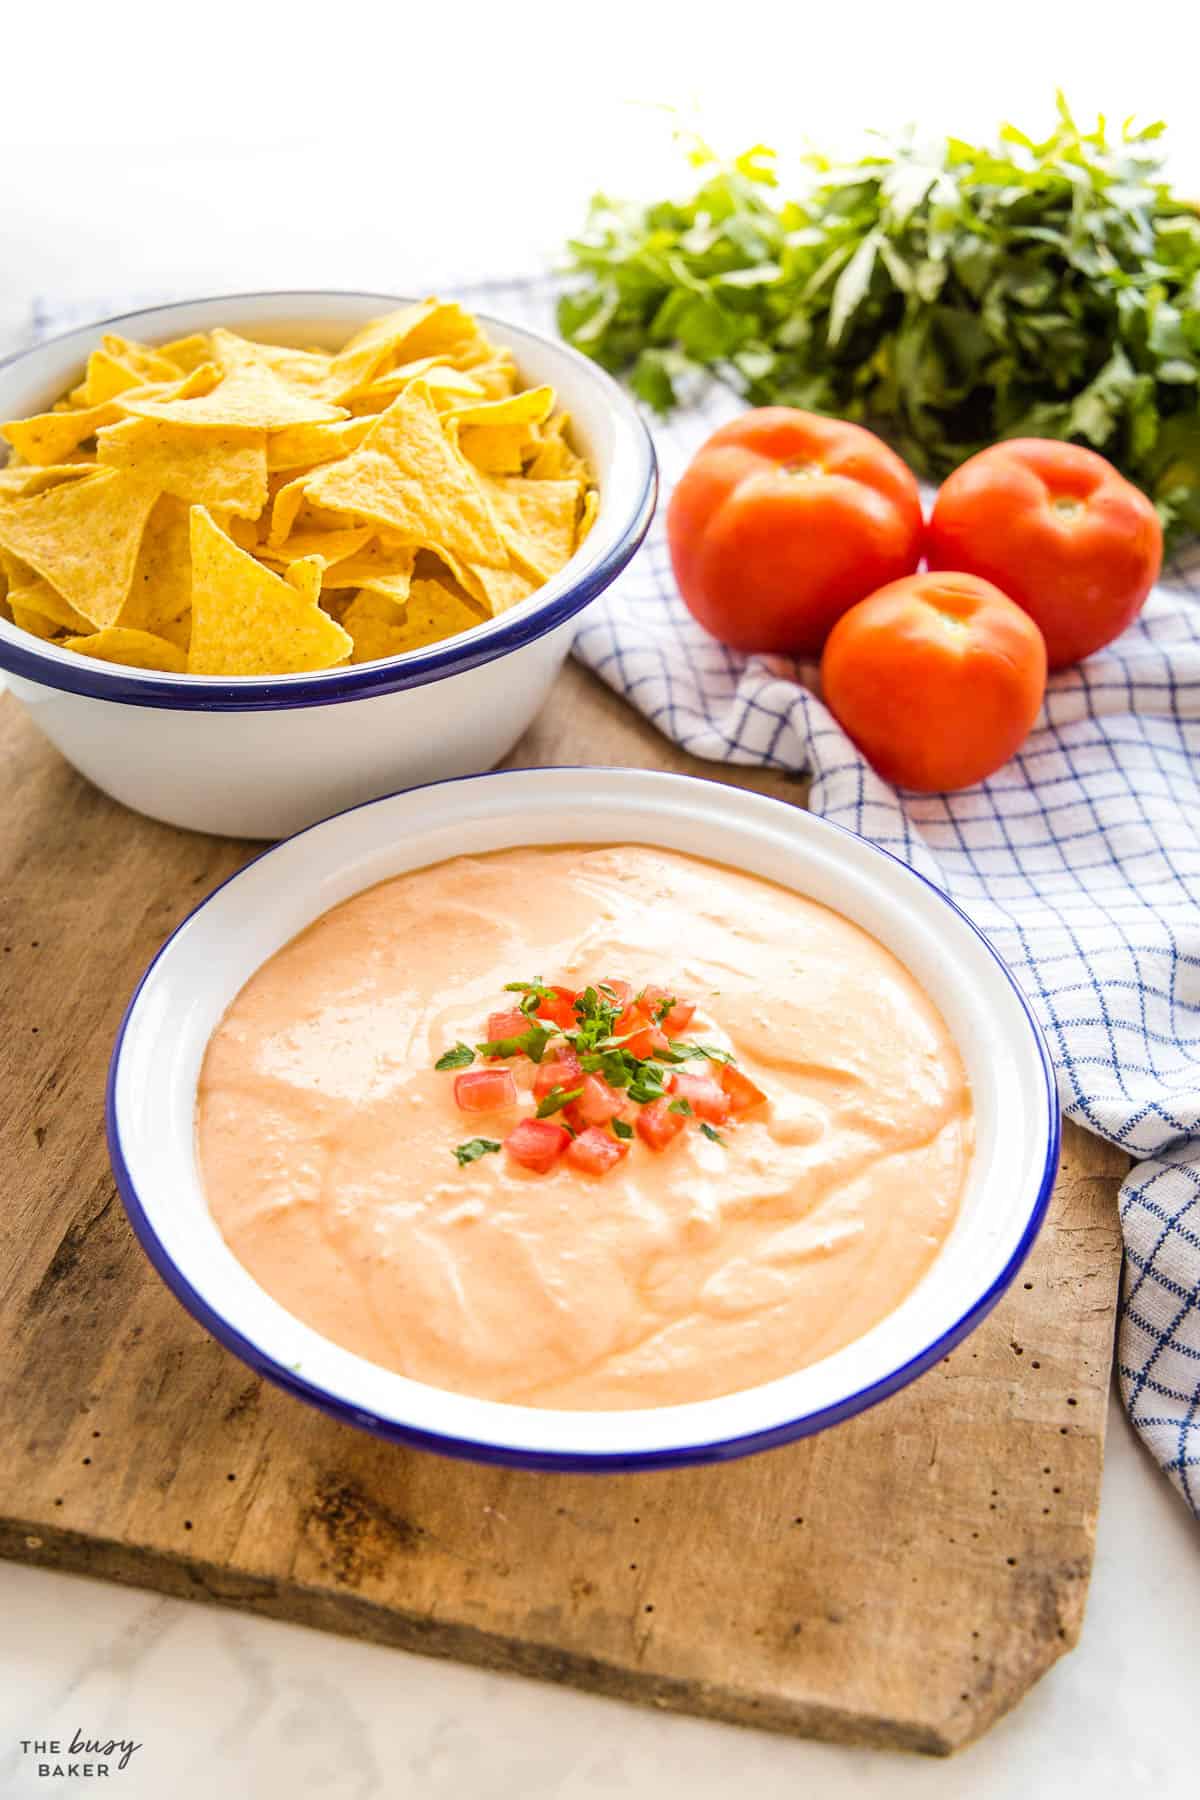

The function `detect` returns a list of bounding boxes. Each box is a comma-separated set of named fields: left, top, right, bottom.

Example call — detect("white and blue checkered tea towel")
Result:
left=31, top=281, right=1200, bottom=1518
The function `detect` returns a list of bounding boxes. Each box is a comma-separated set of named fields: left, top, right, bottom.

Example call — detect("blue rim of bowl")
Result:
left=105, top=768, right=1062, bottom=1472
left=0, top=291, right=658, bottom=712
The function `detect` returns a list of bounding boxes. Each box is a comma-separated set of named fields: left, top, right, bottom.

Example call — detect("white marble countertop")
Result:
left=1, top=10, right=1197, bottom=1792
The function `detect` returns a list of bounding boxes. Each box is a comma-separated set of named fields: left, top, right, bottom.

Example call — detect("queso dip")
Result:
left=197, top=845, right=973, bottom=1409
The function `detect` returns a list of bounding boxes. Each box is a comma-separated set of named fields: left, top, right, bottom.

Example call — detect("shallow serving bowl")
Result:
left=107, top=767, right=1059, bottom=1472
left=0, top=292, right=656, bottom=839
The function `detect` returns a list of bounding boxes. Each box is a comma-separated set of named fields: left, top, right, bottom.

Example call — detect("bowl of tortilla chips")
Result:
left=0, top=292, right=656, bottom=838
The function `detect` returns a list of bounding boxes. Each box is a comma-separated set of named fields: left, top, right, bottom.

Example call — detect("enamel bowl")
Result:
left=107, top=767, right=1060, bottom=1471
left=0, top=292, right=656, bottom=839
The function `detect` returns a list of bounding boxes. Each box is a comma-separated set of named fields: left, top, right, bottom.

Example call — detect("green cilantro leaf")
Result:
left=435, top=1042, right=475, bottom=1071
left=612, top=1117, right=634, bottom=1140
left=536, top=1085, right=584, bottom=1119
left=476, top=1022, right=554, bottom=1064
left=669, top=1042, right=735, bottom=1065
left=668, top=1096, right=693, bottom=1116
left=454, top=1138, right=501, bottom=1167
left=700, top=1122, right=726, bottom=1144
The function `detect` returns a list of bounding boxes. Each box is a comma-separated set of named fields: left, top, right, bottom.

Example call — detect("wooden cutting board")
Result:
left=0, top=663, right=1125, bottom=1755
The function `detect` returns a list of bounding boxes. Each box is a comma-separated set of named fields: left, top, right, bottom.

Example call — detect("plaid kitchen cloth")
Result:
left=31, top=281, right=1200, bottom=1518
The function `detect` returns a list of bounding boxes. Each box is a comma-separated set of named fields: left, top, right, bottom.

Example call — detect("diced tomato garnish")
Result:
left=667, top=1070, right=731, bottom=1124
left=566, top=1073, right=624, bottom=1127
left=626, top=1022, right=671, bottom=1060
left=720, top=1062, right=768, bottom=1115
left=454, top=1068, right=517, bottom=1113
left=635, top=1096, right=688, bottom=1151
left=535, top=984, right=578, bottom=1030
left=532, top=1048, right=583, bottom=1101
left=598, top=977, right=632, bottom=1008
left=639, top=984, right=696, bottom=1035
left=485, top=1008, right=528, bottom=1048
left=565, top=1125, right=629, bottom=1175
left=504, top=1117, right=570, bottom=1173
left=615, top=1001, right=670, bottom=1059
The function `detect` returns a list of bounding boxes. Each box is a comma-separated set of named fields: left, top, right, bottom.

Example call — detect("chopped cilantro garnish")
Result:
left=628, top=1063, right=668, bottom=1105
left=476, top=1022, right=554, bottom=1063
left=454, top=1138, right=501, bottom=1167
left=450, top=974, right=740, bottom=1168
left=535, top=1084, right=584, bottom=1119
left=502, top=978, right=560, bottom=1019
left=670, top=1041, right=735, bottom=1065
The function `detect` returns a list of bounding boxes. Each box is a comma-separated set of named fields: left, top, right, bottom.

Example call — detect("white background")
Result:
left=1, top=2, right=1198, bottom=1794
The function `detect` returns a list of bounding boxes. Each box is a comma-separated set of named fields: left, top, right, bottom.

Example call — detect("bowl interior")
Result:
left=109, top=770, right=1057, bottom=1465
left=0, top=291, right=654, bottom=691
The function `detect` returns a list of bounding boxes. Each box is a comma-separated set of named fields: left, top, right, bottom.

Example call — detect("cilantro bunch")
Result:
left=559, top=97, right=1200, bottom=539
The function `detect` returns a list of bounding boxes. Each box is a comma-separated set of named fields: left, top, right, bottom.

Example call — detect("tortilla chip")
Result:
left=457, top=420, right=546, bottom=475
left=481, top=475, right=580, bottom=581
left=62, top=625, right=188, bottom=672
left=12, top=601, right=63, bottom=638
left=577, top=487, right=600, bottom=545
left=248, top=342, right=337, bottom=398
left=156, top=333, right=213, bottom=374
left=461, top=350, right=519, bottom=399
left=101, top=335, right=182, bottom=383
left=265, top=416, right=374, bottom=471
left=0, top=463, right=94, bottom=498
left=303, top=383, right=509, bottom=570
left=526, top=412, right=590, bottom=483
left=11, top=600, right=57, bottom=638
left=0, top=468, right=158, bottom=628
left=310, top=540, right=415, bottom=604
left=448, top=386, right=556, bottom=429
left=266, top=472, right=311, bottom=545
left=128, top=330, right=347, bottom=431
left=6, top=570, right=92, bottom=634
left=96, top=416, right=268, bottom=517
left=187, top=507, right=351, bottom=675
left=350, top=362, right=488, bottom=414
left=82, top=348, right=147, bottom=406
left=119, top=495, right=193, bottom=639
left=258, top=525, right=374, bottom=571
left=343, top=576, right=486, bottom=663
left=1, top=402, right=125, bottom=466
left=328, top=301, right=488, bottom=400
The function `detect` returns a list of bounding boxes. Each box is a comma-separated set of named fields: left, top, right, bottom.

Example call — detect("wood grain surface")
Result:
left=0, top=664, right=1126, bottom=1753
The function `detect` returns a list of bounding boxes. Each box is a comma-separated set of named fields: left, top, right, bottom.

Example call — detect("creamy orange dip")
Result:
left=197, top=845, right=973, bottom=1409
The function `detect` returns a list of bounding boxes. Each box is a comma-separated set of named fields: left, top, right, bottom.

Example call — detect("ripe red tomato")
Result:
left=565, top=1126, right=629, bottom=1176
left=504, top=1118, right=570, bottom=1173
left=821, top=572, right=1047, bottom=792
left=667, top=407, right=923, bottom=657
left=635, top=1097, right=688, bottom=1152
left=638, top=985, right=696, bottom=1034
left=485, top=1008, right=527, bottom=1047
left=567, top=1074, right=625, bottom=1128
left=535, top=985, right=578, bottom=1030
left=454, top=1068, right=517, bottom=1112
left=667, top=1071, right=731, bottom=1125
left=925, top=439, right=1162, bottom=668
left=532, top=1051, right=583, bottom=1101
left=720, top=1063, right=768, bottom=1116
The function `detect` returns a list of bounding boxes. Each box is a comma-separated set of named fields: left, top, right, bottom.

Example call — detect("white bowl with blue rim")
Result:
left=107, top=766, right=1060, bottom=1472
left=0, top=292, right=656, bottom=839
